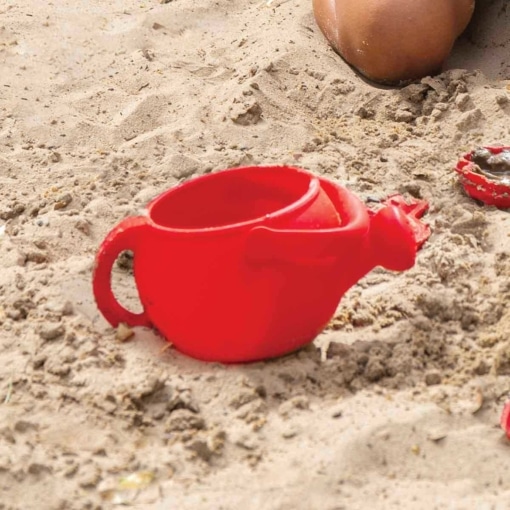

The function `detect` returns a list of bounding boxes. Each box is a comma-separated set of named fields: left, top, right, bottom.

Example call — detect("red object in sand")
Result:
left=455, top=146, right=510, bottom=208
left=93, top=165, right=431, bottom=363
left=501, top=401, right=510, bottom=439
left=378, top=195, right=431, bottom=249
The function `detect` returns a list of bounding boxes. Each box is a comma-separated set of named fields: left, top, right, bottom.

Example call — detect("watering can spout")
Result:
left=246, top=185, right=431, bottom=296
left=338, top=195, right=430, bottom=294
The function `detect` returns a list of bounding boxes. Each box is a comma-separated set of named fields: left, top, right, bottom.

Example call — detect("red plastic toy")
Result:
left=501, top=401, right=510, bottom=439
left=93, top=165, right=430, bottom=363
left=455, top=146, right=510, bottom=208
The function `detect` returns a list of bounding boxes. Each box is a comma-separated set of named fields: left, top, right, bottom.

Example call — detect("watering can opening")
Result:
left=149, top=165, right=338, bottom=230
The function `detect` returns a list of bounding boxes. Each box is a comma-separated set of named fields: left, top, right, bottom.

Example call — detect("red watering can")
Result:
left=93, top=165, right=430, bottom=363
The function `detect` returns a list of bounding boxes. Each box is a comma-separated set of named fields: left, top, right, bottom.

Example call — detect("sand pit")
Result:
left=447, top=0, right=510, bottom=79
left=1, top=1, right=510, bottom=508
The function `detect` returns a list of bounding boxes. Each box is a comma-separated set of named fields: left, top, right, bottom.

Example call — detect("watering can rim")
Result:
left=138, top=165, right=348, bottom=236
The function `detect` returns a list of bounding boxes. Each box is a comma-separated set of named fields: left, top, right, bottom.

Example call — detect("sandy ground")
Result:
left=1, top=0, right=510, bottom=508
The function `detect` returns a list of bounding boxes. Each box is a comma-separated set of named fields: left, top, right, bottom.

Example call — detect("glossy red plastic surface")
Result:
left=455, top=146, right=510, bottom=208
left=378, top=195, right=430, bottom=249
left=93, top=165, right=430, bottom=363
left=501, top=400, right=510, bottom=439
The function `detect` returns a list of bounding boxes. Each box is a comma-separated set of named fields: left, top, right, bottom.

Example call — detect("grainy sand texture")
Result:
left=1, top=0, right=510, bottom=508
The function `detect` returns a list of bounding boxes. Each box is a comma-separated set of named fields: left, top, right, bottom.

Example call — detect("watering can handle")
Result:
left=92, top=216, right=152, bottom=329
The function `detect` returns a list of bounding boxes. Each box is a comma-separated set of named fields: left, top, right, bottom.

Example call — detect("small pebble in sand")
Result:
left=165, top=409, right=205, bottom=433
left=424, top=370, right=442, bottom=386
left=27, top=463, right=52, bottom=476
left=54, top=193, right=72, bottom=210
left=78, top=464, right=102, bottom=489
left=186, top=438, right=214, bottom=462
left=116, top=323, right=134, bottom=342
left=75, top=219, right=91, bottom=236
left=331, top=407, right=343, bottom=419
left=281, top=426, right=299, bottom=439
left=50, top=151, right=62, bottom=163
left=233, top=432, right=259, bottom=450
left=496, top=94, right=509, bottom=106
left=26, top=251, right=47, bottom=264
left=39, top=322, right=65, bottom=341
left=14, top=420, right=37, bottom=433
left=44, top=300, right=73, bottom=316
left=427, top=429, right=448, bottom=443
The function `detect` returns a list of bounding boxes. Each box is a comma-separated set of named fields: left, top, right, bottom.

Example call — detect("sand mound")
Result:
left=1, top=1, right=510, bottom=508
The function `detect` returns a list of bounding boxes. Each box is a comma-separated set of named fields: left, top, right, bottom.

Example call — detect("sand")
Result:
left=1, top=0, right=510, bottom=508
